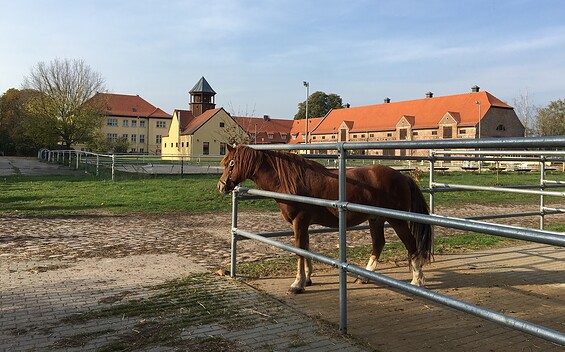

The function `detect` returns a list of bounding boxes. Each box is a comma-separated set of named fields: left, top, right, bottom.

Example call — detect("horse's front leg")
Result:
left=355, top=217, right=385, bottom=284
left=289, top=218, right=310, bottom=294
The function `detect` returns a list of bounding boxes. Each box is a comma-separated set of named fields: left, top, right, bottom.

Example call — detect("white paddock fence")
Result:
left=227, top=136, right=565, bottom=345
left=38, top=149, right=224, bottom=179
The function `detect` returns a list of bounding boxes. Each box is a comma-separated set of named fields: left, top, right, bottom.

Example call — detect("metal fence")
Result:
left=38, top=149, right=224, bottom=180
left=228, top=136, right=565, bottom=345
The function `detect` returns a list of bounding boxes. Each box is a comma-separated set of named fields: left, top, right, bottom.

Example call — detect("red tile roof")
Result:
left=234, top=116, right=294, bottom=144
left=181, top=108, right=224, bottom=135
left=95, top=93, right=171, bottom=118
left=235, top=116, right=293, bottom=134
left=313, top=91, right=511, bottom=134
left=174, top=110, right=194, bottom=131
left=288, top=117, right=324, bottom=144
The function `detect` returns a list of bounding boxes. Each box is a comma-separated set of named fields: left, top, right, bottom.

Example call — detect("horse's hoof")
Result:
left=410, top=279, right=426, bottom=287
left=305, top=279, right=313, bottom=287
left=287, top=286, right=305, bottom=294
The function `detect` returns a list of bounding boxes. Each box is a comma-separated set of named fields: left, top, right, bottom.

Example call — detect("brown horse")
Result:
left=218, top=144, right=433, bottom=294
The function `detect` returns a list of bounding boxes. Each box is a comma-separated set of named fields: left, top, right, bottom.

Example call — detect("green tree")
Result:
left=0, top=88, right=45, bottom=155
left=536, top=99, right=565, bottom=136
left=294, top=91, right=344, bottom=120
left=87, top=134, right=130, bottom=154
left=22, top=58, right=106, bottom=150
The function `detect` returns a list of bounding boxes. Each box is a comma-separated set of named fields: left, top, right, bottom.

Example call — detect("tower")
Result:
left=189, top=76, right=216, bottom=117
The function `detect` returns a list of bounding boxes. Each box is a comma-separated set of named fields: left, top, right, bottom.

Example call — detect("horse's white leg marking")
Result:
left=305, top=258, right=313, bottom=286
left=410, top=257, right=425, bottom=287
left=290, top=256, right=306, bottom=293
left=365, top=255, right=378, bottom=272
left=355, top=255, right=378, bottom=284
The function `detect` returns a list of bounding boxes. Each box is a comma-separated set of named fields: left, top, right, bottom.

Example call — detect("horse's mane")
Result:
left=235, top=146, right=330, bottom=194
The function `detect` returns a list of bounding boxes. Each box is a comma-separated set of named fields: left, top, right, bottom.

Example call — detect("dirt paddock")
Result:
left=1, top=206, right=564, bottom=351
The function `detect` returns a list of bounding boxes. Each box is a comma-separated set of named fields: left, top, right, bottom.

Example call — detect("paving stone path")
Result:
left=0, top=212, right=370, bottom=351
left=1, top=206, right=564, bottom=351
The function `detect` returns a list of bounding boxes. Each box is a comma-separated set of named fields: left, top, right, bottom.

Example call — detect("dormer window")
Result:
left=132, top=108, right=137, bottom=112
left=496, top=124, right=506, bottom=131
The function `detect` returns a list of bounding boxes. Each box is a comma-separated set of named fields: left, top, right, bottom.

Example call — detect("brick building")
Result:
left=290, top=86, right=525, bottom=156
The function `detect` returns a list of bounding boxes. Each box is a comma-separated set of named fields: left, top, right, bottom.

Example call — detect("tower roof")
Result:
left=189, top=76, right=216, bottom=94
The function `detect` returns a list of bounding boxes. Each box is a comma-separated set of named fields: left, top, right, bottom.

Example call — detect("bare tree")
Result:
left=513, top=89, right=538, bottom=136
left=23, top=58, right=106, bottom=149
left=216, top=120, right=252, bottom=145
left=222, top=102, right=256, bottom=145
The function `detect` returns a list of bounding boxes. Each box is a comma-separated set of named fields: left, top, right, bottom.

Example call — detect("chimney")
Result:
left=425, top=91, right=434, bottom=98
left=345, top=103, right=350, bottom=108
left=471, top=85, right=480, bottom=93
left=384, top=97, right=391, bottom=103
left=263, top=114, right=270, bottom=121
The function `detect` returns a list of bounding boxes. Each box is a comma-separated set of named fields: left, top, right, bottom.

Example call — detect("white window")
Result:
left=156, top=135, right=162, bottom=144
left=123, top=120, right=129, bottom=127
left=107, top=133, right=118, bottom=142
left=131, top=134, right=137, bottom=142
left=140, top=135, right=145, bottom=143
left=156, top=121, right=166, bottom=128
left=107, top=118, right=118, bottom=126
left=140, top=120, right=145, bottom=128
left=132, top=120, right=137, bottom=128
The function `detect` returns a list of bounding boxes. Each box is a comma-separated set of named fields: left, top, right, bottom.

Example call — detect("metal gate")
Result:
left=228, top=136, right=565, bottom=346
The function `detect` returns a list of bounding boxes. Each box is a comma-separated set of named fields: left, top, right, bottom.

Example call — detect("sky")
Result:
left=1, top=0, right=564, bottom=119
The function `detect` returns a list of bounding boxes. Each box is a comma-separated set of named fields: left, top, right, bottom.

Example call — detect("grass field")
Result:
left=1, top=170, right=562, bottom=215
left=2, top=171, right=563, bottom=279
left=0, top=174, right=276, bottom=215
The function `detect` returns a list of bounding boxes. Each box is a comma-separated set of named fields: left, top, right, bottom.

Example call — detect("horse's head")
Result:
left=217, top=144, right=244, bottom=194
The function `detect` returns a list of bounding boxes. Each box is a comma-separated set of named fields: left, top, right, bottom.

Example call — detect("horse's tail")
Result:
left=407, top=176, right=434, bottom=264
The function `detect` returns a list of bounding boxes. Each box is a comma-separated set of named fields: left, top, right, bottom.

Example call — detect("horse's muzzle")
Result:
left=217, top=179, right=232, bottom=194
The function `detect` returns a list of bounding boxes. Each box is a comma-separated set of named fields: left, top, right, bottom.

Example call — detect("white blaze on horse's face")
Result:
left=218, top=149, right=237, bottom=194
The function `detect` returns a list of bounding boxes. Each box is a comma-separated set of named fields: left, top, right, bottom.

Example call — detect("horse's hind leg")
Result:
left=356, top=217, right=385, bottom=284
left=410, top=256, right=425, bottom=287
left=388, top=218, right=426, bottom=287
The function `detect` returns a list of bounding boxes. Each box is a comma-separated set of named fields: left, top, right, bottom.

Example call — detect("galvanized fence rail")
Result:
left=228, top=136, right=565, bottom=345
left=38, top=150, right=224, bottom=179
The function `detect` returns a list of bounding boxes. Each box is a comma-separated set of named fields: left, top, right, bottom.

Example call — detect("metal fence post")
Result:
left=111, top=154, right=115, bottom=181
left=230, top=189, right=239, bottom=278
left=540, top=156, right=546, bottom=230
left=429, top=150, right=436, bottom=214
left=337, top=143, right=348, bottom=335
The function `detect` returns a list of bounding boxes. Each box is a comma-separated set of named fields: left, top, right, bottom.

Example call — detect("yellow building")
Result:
left=162, top=77, right=247, bottom=160
left=162, top=107, right=245, bottom=160
left=91, top=93, right=172, bottom=154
